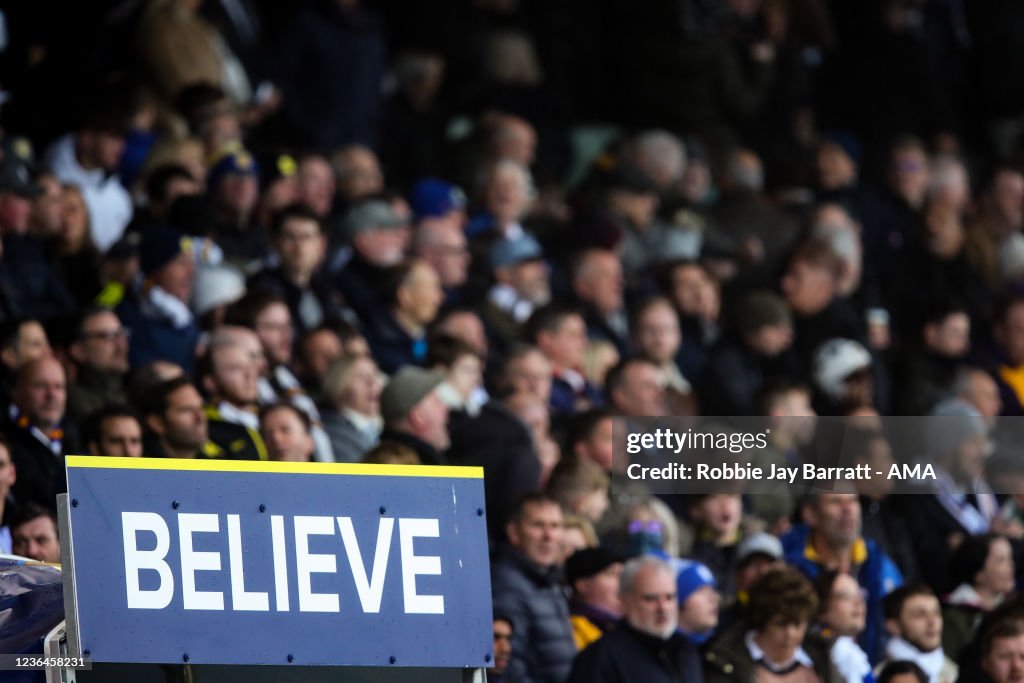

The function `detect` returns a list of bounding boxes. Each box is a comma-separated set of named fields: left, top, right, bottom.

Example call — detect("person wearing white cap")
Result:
left=813, top=338, right=874, bottom=414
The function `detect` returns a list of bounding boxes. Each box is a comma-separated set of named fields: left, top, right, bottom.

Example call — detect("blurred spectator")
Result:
left=5, top=357, right=76, bottom=510
left=571, top=248, right=629, bottom=354
left=482, top=231, right=551, bottom=356
left=546, top=456, right=609, bottom=526
left=67, top=308, right=131, bottom=423
left=528, top=304, right=600, bottom=415
left=659, top=261, right=722, bottom=381
left=364, top=259, right=443, bottom=373
left=981, top=617, right=1024, bottom=683
left=321, top=354, right=383, bottom=462
left=492, top=493, right=576, bottom=683
left=332, top=199, right=410, bottom=326
left=44, top=100, right=132, bottom=252
left=787, top=492, right=903, bottom=662
left=140, top=376, right=224, bottom=460
left=701, top=290, right=795, bottom=415
left=117, top=226, right=199, bottom=373
left=942, top=533, right=1016, bottom=662
left=506, top=390, right=560, bottom=487
left=675, top=560, right=720, bottom=645
left=605, top=357, right=668, bottom=418
left=704, top=566, right=838, bottom=682
left=84, top=405, right=144, bottom=458
left=11, top=503, right=60, bottom=563
left=490, top=615, right=514, bottom=683
left=274, top=0, right=385, bottom=150
left=879, top=584, right=957, bottom=683
left=331, top=145, right=384, bottom=210
left=52, top=184, right=104, bottom=306
left=247, top=204, right=344, bottom=334
left=814, top=570, right=872, bottom=683
left=0, top=435, right=14, bottom=553
left=565, top=547, right=624, bottom=649
left=903, top=399, right=998, bottom=589
left=896, top=302, right=970, bottom=416
left=688, top=492, right=744, bottom=599
left=296, top=154, right=335, bottom=220
left=260, top=403, right=314, bottom=462
left=378, top=366, right=449, bottom=465
left=206, top=144, right=264, bottom=265
left=560, top=514, right=598, bottom=564
left=225, top=291, right=334, bottom=461
left=568, top=556, right=703, bottom=683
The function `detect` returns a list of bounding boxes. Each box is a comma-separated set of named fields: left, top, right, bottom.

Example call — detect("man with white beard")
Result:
left=568, top=556, right=703, bottom=683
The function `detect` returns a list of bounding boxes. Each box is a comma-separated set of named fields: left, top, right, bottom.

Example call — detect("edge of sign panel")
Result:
left=64, top=455, right=483, bottom=479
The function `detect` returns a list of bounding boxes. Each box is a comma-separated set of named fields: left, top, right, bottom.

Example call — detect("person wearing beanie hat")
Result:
left=675, top=559, right=719, bottom=645
left=116, top=226, right=201, bottom=373
left=565, top=547, right=626, bottom=649
left=206, top=143, right=265, bottom=264
left=376, top=366, right=449, bottom=465
left=901, top=397, right=999, bottom=590
left=410, top=178, right=466, bottom=221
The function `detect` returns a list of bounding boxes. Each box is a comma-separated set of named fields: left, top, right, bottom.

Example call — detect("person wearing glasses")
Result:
left=67, top=307, right=130, bottom=423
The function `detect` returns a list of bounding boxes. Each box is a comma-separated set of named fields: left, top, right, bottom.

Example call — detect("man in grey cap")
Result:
left=377, top=365, right=450, bottom=465
left=480, top=231, right=551, bottom=357
left=332, top=198, right=410, bottom=327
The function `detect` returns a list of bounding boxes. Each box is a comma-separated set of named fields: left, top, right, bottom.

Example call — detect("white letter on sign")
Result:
left=338, top=516, right=393, bottom=613
left=294, top=516, right=340, bottom=612
left=399, top=518, right=444, bottom=614
left=227, top=514, right=269, bottom=611
left=179, top=513, right=225, bottom=610
left=122, top=512, right=174, bottom=609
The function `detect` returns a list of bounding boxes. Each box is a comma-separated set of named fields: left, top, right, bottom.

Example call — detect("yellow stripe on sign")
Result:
left=64, top=455, right=483, bottom=479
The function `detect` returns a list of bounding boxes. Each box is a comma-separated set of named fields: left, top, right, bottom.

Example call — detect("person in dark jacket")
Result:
left=376, top=366, right=449, bottom=466
left=447, top=395, right=541, bottom=543
left=247, top=204, right=350, bottom=335
left=565, top=547, right=625, bottom=650
left=700, top=290, right=796, bottom=415
left=4, top=357, right=79, bottom=510
left=116, top=226, right=200, bottom=374
left=330, top=199, right=409, bottom=328
left=568, top=555, right=704, bottom=683
left=363, top=259, right=443, bottom=374
left=492, top=493, right=576, bottom=683
left=66, top=308, right=130, bottom=424
left=273, top=0, right=386, bottom=151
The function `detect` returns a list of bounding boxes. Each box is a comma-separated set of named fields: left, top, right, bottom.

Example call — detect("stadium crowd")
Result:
left=6, top=0, right=1024, bottom=680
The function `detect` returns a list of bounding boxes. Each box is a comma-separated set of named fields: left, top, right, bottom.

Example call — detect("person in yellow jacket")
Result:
left=566, top=547, right=626, bottom=649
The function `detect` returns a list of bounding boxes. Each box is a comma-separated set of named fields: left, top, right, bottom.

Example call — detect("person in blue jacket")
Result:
left=784, top=491, right=903, bottom=665
left=116, top=226, right=200, bottom=374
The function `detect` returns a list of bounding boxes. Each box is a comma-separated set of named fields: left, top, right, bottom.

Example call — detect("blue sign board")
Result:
left=64, top=457, right=493, bottom=667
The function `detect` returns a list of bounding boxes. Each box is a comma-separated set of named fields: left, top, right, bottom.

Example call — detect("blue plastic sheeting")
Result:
left=0, top=559, right=63, bottom=654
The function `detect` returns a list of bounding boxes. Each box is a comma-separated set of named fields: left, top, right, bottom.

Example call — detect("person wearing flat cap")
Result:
left=376, top=366, right=450, bottom=465
left=566, top=547, right=626, bottom=649
left=116, top=226, right=201, bottom=373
